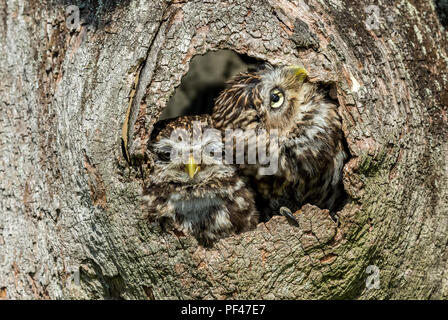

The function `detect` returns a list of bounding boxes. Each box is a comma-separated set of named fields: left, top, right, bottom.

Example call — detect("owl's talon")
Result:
left=280, top=206, right=300, bottom=227
left=330, top=211, right=340, bottom=226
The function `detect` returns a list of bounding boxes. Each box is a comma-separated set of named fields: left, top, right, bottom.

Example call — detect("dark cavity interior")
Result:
left=160, top=50, right=260, bottom=120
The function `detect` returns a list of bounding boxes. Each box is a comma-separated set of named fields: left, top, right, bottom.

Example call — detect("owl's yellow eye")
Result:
left=270, top=89, right=284, bottom=109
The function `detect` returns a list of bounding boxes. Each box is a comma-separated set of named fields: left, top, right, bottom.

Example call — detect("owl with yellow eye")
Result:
left=212, top=64, right=347, bottom=220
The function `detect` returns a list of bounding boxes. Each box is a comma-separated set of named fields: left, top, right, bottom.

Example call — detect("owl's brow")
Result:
left=201, top=132, right=223, bottom=148
left=154, top=135, right=222, bottom=152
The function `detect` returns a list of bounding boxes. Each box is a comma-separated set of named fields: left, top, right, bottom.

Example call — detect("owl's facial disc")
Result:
left=151, top=136, right=234, bottom=187
left=256, top=65, right=310, bottom=131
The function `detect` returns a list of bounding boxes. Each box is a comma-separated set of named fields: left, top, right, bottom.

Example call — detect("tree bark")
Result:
left=0, top=0, right=447, bottom=299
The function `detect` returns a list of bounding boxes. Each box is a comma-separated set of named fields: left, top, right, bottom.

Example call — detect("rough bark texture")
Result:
left=1, top=0, right=447, bottom=299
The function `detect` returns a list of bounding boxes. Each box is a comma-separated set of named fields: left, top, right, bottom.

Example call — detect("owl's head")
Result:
left=212, top=65, right=311, bottom=135
left=254, top=65, right=310, bottom=130
left=148, top=115, right=235, bottom=194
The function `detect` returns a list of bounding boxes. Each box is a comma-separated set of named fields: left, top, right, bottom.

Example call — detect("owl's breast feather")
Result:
left=169, top=195, right=224, bottom=221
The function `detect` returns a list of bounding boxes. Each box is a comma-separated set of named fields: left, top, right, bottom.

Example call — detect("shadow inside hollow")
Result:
left=435, top=0, right=448, bottom=26
left=180, top=84, right=226, bottom=116
left=160, top=50, right=261, bottom=120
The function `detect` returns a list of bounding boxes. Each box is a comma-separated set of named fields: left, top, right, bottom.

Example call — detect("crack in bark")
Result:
left=125, top=4, right=184, bottom=164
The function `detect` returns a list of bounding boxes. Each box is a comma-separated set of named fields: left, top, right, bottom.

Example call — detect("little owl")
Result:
left=212, top=64, right=347, bottom=220
left=144, top=115, right=259, bottom=245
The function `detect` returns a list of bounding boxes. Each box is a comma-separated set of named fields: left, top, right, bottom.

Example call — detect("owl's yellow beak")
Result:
left=288, top=65, right=308, bottom=82
left=185, top=154, right=200, bottom=179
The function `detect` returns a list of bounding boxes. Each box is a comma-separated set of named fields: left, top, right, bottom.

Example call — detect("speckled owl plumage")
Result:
left=145, top=115, right=258, bottom=245
left=212, top=65, right=347, bottom=218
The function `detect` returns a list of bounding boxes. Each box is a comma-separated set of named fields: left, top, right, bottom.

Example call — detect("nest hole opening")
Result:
left=160, top=50, right=261, bottom=120
left=157, top=49, right=351, bottom=224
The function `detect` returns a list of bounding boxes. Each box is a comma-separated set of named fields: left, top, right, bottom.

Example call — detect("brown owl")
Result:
left=144, top=115, right=259, bottom=245
left=212, top=65, right=347, bottom=220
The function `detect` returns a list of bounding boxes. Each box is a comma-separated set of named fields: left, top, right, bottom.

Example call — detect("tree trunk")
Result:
left=1, top=0, right=447, bottom=299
